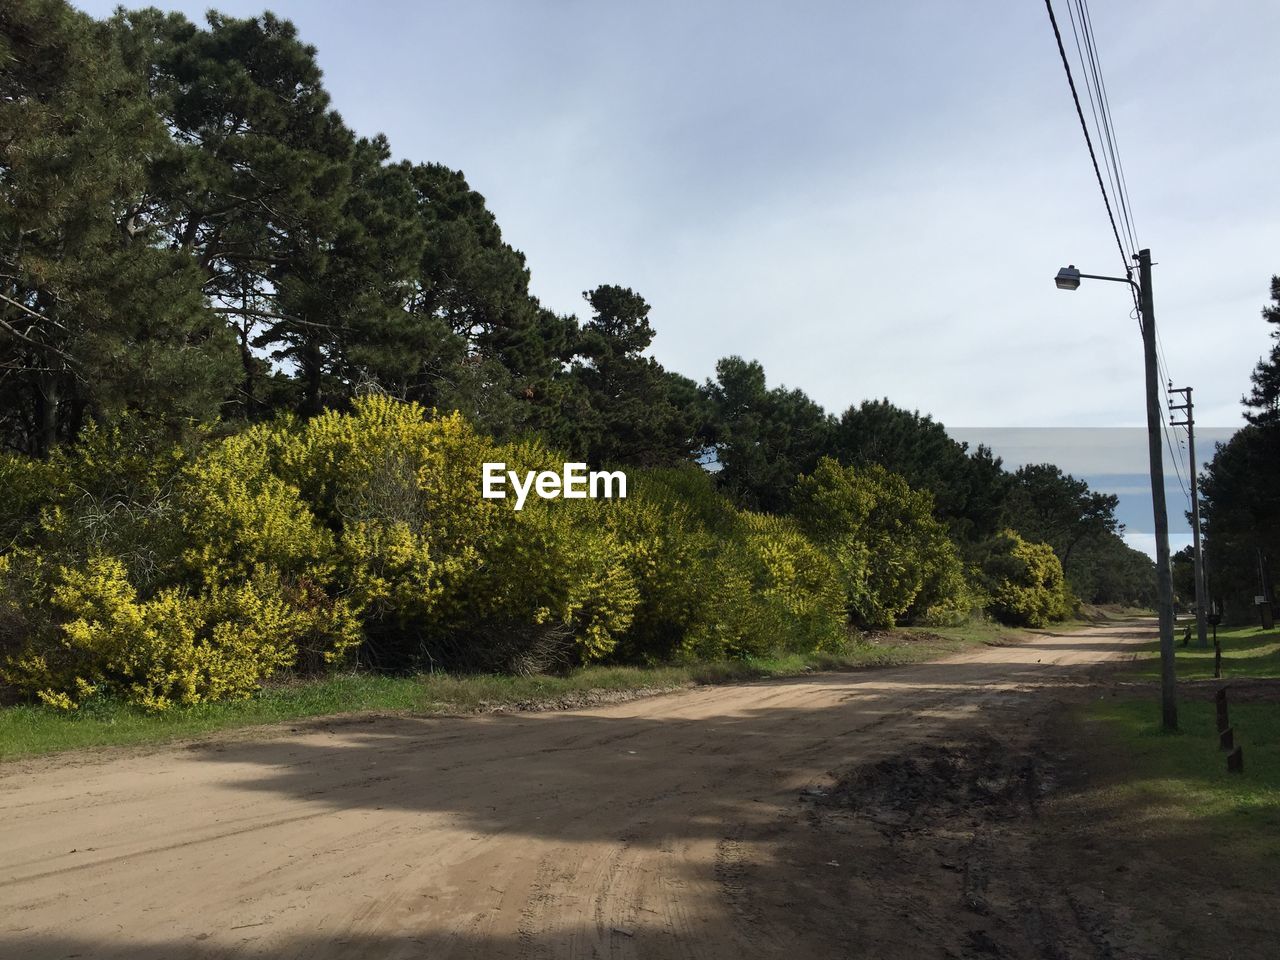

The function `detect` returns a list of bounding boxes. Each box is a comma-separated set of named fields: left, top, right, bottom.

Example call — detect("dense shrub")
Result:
left=603, top=467, right=846, bottom=663
left=0, top=419, right=359, bottom=709
left=978, top=529, right=1074, bottom=627
left=0, top=418, right=191, bottom=592
left=0, top=556, right=357, bottom=711
left=277, top=398, right=638, bottom=671
left=603, top=467, right=724, bottom=662
left=792, top=458, right=968, bottom=628
left=687, top=512, right=847, bottom=659
left=277, top=398, right=499, bottom=642
left=0, top=399, right=995, bottom=710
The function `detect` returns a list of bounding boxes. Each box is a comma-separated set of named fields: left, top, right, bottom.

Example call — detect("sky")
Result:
left=948, top=427, right=1239, bottom=557
left=74, top=0, right=1280, bottom=552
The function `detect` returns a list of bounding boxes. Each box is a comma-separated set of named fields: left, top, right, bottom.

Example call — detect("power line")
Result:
left=1066, top=1, right=1135, bottom=256
left=1046, top=4, right=1191, bottom=521
left=1163, top=418, right=1191, bottom=508
left=1064, top=1, right=1146, bottom=326
left=1077, top=0, right=1142, bottom=254
left=1075, top=1, right=1191, bottom=473
left=1043, top=0, right=1131, bottom=277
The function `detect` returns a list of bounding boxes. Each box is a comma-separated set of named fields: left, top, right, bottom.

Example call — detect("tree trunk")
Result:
left=237, top=322, right=258, bottom=415
left=36, top=371, right=60, bottom=457
left=301, top=337, right=323, bottom=417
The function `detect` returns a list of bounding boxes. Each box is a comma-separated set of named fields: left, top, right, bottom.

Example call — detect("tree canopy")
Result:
left=0, top=0, right=1155, bottom=635
left=1243, top=275, right=1280, bottom=426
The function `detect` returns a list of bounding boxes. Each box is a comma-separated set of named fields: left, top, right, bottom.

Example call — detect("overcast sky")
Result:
left=76, top=1, right=1280, bottom=433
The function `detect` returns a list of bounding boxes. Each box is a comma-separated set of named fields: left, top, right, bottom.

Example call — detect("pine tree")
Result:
left=396, top=163, right=574, bottom=435
left=1243, top=275, right=1280, bottom=425
left=108, top=8, right=356, bottom=416
left=266, top=137, right=425, bottom=415
left=832, top=400, right=1008, bottom=543
left=701, top=356, right=831, bottom=511
left=562, top=286, right=705, bottom=468
left=1, top=0, right=238, bottom=454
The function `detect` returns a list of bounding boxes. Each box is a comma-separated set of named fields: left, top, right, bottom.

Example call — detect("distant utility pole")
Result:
left=1169, top=385, right=1208, bottom=649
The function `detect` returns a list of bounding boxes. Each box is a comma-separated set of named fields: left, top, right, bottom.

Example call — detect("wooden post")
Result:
left=1215, top=687, right=1229, bottom=733
left=1219, top=727, right=1234, bottom=752
left=1227, top=746, right=1244, bottom=774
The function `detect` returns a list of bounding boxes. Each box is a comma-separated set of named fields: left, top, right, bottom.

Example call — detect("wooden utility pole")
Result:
left=1138, top=249, right=1178, bottom=731
left=1054, top=251, right=1178, bottom=730
left=1169, top=386, right=1208, bottom=649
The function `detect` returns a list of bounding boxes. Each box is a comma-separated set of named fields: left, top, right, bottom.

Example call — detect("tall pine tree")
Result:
left=108, top=8, right=356, bottom=416
left=1, top=0, right=238, bottom=454
left=1243, top=275, right=1280, bottom=425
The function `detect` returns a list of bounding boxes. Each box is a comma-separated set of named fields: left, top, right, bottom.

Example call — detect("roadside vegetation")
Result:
left=1, top=0, right=1156, bottom=729
left=1125, top=623, right=1280, bottom=680
left=1082, top=622, right=1280, bottom=866
left=0, top=398, right=1066, bottom=714
left=0, top=629, right=991, bottom=760
left=1082, top=697, right=1279, bottom=853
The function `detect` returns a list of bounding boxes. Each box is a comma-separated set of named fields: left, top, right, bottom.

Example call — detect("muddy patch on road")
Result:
left=716, top=696, right=1266, bottom=960
left=824, top=733, right=1050, bottom=833
left=804, top=715, right=1141, bottom=959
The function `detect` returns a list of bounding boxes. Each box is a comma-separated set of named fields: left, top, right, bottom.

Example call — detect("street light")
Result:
left=1053, top=249, right=1178, bottom=732
left=1052, top=264, right=1135, bottom=291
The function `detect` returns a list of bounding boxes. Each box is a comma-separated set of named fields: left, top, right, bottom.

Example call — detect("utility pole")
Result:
left=1169, top=385, right=1208, bottom=649
left=1138, top=249, right=1178, bottom=731
left=1054, top=250, right=1178, bottom=730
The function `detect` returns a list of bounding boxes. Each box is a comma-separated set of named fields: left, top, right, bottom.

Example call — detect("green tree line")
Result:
left=1, top=2, right=1157, bottom=710
left=1199, top=277, right=1280, bottom=623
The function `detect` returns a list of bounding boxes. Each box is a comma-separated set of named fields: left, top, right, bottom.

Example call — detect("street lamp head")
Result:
left=1055, top=265, right=1082, bottom=291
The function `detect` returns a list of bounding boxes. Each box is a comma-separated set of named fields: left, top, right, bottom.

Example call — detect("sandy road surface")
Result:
left=0, top=621, right=1149, bottom=959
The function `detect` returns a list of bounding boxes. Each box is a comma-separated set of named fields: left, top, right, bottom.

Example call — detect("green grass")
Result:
left=0, top=631, right=985, bottom=761
left=899, top=618, right=1028, bottom=646
left=900, top=606, right=1138, bottom=647
left=1126, top=621, right=1280, bottom=680
left=1090, top=618, right=1280, bottom=850
left=1083, top=697, right=1280, bottom=852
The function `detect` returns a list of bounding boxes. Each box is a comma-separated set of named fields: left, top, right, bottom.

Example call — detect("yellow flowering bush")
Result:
left=0, top=398, right=982, bottom=708
left=978, top=529, right=1074, bottom=627
left=0, top=557, right=349, bottom=710
left=792, top=458, right=968, bottom=628
left=278, top=397, right=494, bottom=626
left=180, top=425, right=337, bottom=585
left=408, top=435, right=638, bottom=670
left=275, top=400, right=637, bottom=670
left=596, top=467, right=851, bottom=663
left=602, top=467, right=722, bottom=661
left=685, top=513, right=847, bottom=660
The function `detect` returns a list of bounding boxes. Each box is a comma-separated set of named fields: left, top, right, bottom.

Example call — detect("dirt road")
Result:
left=0, top=621, right=1150, bottom=959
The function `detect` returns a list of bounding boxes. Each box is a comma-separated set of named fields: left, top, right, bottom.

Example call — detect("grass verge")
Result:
left=0, top=629, right=979, bottom=761
left=1084, top=615, right=1280, bottom=858
left=1124, top=621, right=1280, bottom=680
left=900, top=605, right=1139, bottom=647
left=1081, top=696, right=1280, bottom=857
